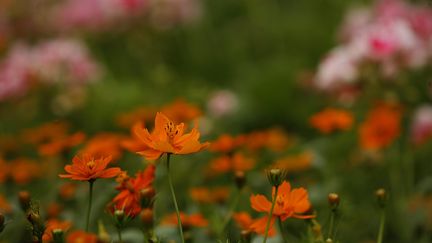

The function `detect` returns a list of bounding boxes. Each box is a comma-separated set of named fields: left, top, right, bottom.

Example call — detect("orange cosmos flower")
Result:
left=161, top=99, right=202, bottom=124
left=309, top=108, right=354, bottom=134
left=243, top=128, right=291, bottom=152
left=134, top=112, right=210, bottom=160
left=209, top=134, right=245, bottom=153
left=59, top=154, right=121, bottom=181
left=42, top=219, right=72, bottom=242
left=116, top=106, right=157, bottom=128
left=121, top=123, right=150, bottom=153
left=80, top=133, right=126, bottom=161
left=66, top=230, right=98, bottom=243
left=59, top=182, right=78, bottom=200
left=250, top=181, right=314, bottom=233
left=271, top=151, right=313, bottom=173
left=190, top=187, right=230, bottom=204
left=359, top=103, right=402, bottom=150
left=111, top=164, right=156, bottom=217
left=233, top=212, right=276, bottom=236
left=163, top=212, right=208, bottom=228
left=10, top=158, right=41, bottom=184
left=207, top=152, right=255, bottom=176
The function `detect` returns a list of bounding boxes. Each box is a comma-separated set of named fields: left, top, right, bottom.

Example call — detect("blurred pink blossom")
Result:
left=411, top=105, right=432, bottom=145
left=207, top=90, right=239, bottom=118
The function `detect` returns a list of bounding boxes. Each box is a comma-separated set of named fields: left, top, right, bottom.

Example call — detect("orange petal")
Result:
left=250, top=194, right=271, bottom=213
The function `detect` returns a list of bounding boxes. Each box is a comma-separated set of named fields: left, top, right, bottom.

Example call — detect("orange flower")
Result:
left=209, top=134, right=245, bottom=153
left=309, top=108, right=354, bottom=134
left=233, top=212, right=276, bottom=236
left=207, top=152, right=255, bottom=176
left=0, top=194, right=12, bottom=214
left=359, top=103, right=402, bottom=150
left=59, top=182, right=78, bottom=200
left=10, top=158, right=41, bottom=184
left=250, top=181, right=314, bottom=233
left=66, top=230, right=98, bottom=243
left=161, top=99, right=202, bottom=124
left=134, top=112, right=209, bottom=160
left=23, top=122, right=85, bottom=156
left=59, top=154, right=121, bottom=181
left=271, top=151, right=313, bottom=173
left=80, top=133, right=126, bottom=161
left=42, top=219, right=72, bottom=242
left=121, top=123, right=150, bottom=153
left=111, top=165, right=156, bottom=217
left=162, top=212, right=208, bottom=228
left=190, top=187, right=230, bottom=204
left=243, top=128, right=290, bottom=151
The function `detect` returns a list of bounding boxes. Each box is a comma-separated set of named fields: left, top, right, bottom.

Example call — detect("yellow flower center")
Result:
left=164, top=121, right=179, bottom=139
left=86, top=160, right=96, bottom=169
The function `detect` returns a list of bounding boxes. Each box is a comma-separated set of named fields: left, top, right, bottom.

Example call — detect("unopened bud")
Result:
left=266, top=168, right=285, bottom=187
left=140, top=188, right=156, bottom=208
left=234, top=171, right=246, bottom=189
left=18, top=191, right=31, bottom=212
left=240, top=230, right=251, bottom=242
left=27, top=212, right=41, bottom=225
left=140, top=208, right=153, bottom=229
left=114, top=210, right=125, bottom=226
left=52, top=229, right=64, bottom=243
left=375, top=188, right=387, bottom=208
left=328, top=193, right=340, bottom=211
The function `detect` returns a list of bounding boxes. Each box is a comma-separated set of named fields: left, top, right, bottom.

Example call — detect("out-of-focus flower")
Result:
left=46, top=202, right=63, bottom=219
left=209, top=134, right=245, bottom=153
left=244, top=128, right=291, bottom=152
left=162, top=212, right=208, bottom=228
left=22, top=122, right=85, bottom=157
left=207, top=152, right=255, bottom=176
left=111, top=165, right=155, bottom=217
left=250, top=181, right=314, bottom=233
left=271, top=151, right=313, bottom=173
left=408, top=194, right=432, bottom=230
left=189, top=187, right=230, bottom=204
left=66, top=230, right=98, bottom=243
left=80, top=133, right=126, bottom=161
left=52, top=0, right=148, bottom=31
left=59, top=182, right=78, bottom=200
left=161, top=99, right=202, bottom=124
left=0, top=194, right=12, bottom=214
left=116, top=107, right=157, bottom=128
left=42, top=219, right=72, bottom=242
left=310, top=108, right=354, bottom=134
left=59, top=154, right=121, bottom=181
left=134, top=112, right=209, bottom=161
left=207, top=90, right=239, bottom=118
left=233, top=212, right=275, bottom=236
left=9, top=158, right=41, bottom=184
left=0, top=39, right=101, bottom=102
left=411, top=105, right=432, bottom=145
left=359, top=103, right=402, bottom=150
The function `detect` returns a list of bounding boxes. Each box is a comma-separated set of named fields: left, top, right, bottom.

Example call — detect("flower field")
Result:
left=1, top=0, right=432, bottom=242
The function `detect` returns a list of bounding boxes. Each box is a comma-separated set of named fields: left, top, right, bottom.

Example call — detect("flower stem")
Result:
left=327, top=209, right=336, bottom=240
left=277, top=217, right=289, bottom=243
left=86, top=180, right=94, bottom=232
left=263, top=186, right=279, bottom=243
left=377, top=208, right=386, bottom=243
left=117, top=228, right=123, bottom=243
left=166, top=154, right=185, bottom=243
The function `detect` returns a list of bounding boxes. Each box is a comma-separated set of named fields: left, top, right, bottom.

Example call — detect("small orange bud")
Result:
left=140, top=208, right=153, bottom=228
left=234, top=171, right=246, bottom=189
left=328, top=193, right=340, bottom=210
left=18, top=191, right=31, bottom=212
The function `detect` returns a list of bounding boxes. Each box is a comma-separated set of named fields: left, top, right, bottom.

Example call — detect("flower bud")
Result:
left=140, top=208, right=153, bottom=229
left=328, top=193, right=340, bottom=211
left=140, top=187, right=156, bottom=208
left=52, top=229, right=64, bottom=243
left=266, top=168, right=285, bottom=187
left=18, top=191, right=31, bottom=212
left=375, top=188, right=387, bottom=208
left=234, top=171, right=246, bottom=189
left=114, top=209, right=125, bottom=227
left=240, top=230, right=251, bottom=242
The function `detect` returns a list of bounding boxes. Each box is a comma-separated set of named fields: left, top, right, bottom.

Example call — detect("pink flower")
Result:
left=411, top=105, right=432, bottom=145
left=207, top=90, right=239, bottom=118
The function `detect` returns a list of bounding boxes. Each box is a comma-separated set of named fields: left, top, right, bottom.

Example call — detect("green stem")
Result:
left=327, top=210, right=336, bottom=240
left=377, top=209, right=386, bottom=243
left=166, top=154, right=185, bottom=243
left=117, top=228, right=123, bottom=243
left=277, top=217, right=289, bottom=243
left=263, top=186, right=279, bottom=243
left=86, top=180, right=94, bottom=232
left=220, top=188, right=241, bottom=235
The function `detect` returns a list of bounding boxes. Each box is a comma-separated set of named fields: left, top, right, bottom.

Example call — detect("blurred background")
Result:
left=1, top=0, right=432, bottom=242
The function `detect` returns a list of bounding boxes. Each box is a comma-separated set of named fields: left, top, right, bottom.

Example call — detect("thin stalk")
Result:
left=86, top=180, right=94, bottom=232
left=263, top=186, right=279, bottom=243
left=166, top=154, right=185, bottom=243
left=327, top=210, right=336, bottom=240
left=377, top=209, right=386, bottom=243
left=117, top=228, right=123, bottom=243
left=277, top=217, right=289, bottom=243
